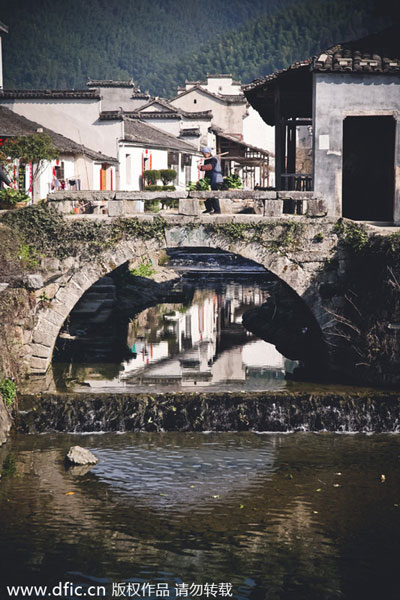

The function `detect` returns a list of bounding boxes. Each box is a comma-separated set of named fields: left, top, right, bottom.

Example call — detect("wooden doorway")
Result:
left=342, top=116, right=395, bottom=221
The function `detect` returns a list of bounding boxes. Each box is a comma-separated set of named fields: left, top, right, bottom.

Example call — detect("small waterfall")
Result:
left=17, top=391, right=400, bottom=434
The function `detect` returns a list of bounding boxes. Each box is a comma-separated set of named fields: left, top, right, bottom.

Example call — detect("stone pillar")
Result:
left=178, top=198, right=201, bottom=216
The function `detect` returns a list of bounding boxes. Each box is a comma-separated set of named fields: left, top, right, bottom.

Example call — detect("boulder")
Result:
left=66, top=445, right=98, bottom=465
left=24, top=274, right=44, bottom=290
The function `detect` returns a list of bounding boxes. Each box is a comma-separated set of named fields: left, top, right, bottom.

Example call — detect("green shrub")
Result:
left=159, top=169, right=177, bottom=185
left=334, top=220, right=369, bottom=251
left=187, top=178, right=211, bottom=191
left=0, top=378, right=17, bottom=407
left=18, top=243, right=39, bottom=269
left=143, top=170, right=160, bottom=185
left=222, top=174, right=243, bottom=189
left=162, top=198, right=178, bottom=209
left=144, top=185, right=176, bottom=192
left=130, top=260, right=156, bottom=278
left=0, top=188, right=30, bottom=207
left=144, top=199, right=160, bottom=213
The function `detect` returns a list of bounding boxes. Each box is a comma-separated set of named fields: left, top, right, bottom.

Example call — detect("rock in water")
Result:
left=66, top=446, right=98, bottom=465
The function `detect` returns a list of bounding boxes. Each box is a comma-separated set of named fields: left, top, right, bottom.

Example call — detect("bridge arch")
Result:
left=29, top=221, right=336, bottom=374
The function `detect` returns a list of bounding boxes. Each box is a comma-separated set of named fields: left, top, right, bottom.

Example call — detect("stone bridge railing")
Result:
left=47, top=190, right=328, bottom=218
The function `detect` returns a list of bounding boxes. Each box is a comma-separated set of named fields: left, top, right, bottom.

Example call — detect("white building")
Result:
left=0, top=106, right=117, bottom=200
left=119, top=97, right=213, bottom=149
left=0, top=83, right=201, bottom=192
left=170, top=74, right=274, bottom=152
left=244, top=25, right=400, bottom=221
left=169, top=74, right=272, bottom=187
left=117, top=118, right=201, bottom=190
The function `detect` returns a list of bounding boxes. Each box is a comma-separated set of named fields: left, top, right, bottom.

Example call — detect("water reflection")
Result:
left=54, top=278, right=298, bottom=393
left=121, top=286, right=297, bottom=389
left=2, top=432, right=400, bottom=599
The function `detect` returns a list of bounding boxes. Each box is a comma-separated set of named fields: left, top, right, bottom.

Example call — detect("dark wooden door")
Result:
left=342, top=116, right=395, bottom=221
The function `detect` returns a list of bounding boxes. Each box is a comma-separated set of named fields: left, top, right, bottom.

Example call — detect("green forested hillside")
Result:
left=0, top=0, right=283, bottom=91
left=165, top=0, right=389, bottom=95
left=0, top=0, right=394, bottom=96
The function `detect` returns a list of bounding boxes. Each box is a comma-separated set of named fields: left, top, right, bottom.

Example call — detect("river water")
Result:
left=1, top=431, right=400, bottom=599
left=5, top=249, right=400, bottom=599
left=52, top=250, right=302, bottom=393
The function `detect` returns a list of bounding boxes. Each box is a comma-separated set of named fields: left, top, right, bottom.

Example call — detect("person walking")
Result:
left=198, top=146, right=223, bottom=214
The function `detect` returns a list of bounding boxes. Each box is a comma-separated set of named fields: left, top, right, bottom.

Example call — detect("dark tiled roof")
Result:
left=243, top=24, right=400, bottom=93
left=0, top=89, right=100, bottom=99
left=135, top=98, right=179, bottom=113
left=213, top=127, right=269, bottom=156
left=123, top=119, right=200, bottom=153
left=87, top=79, right=136, bottom=88
left=87, top=78, right=150, bottom=99
left=219, top=94, right=247, bottom=103
left=172, top=85, right=247, bottom=105
left=0, top=106, right=117, bottom=163
left=136, top=110, right=212, bottom=120
left=206, top=73, right=234, bottom=79
left=132, top=98, right=213, bottom=119
left=99, top=110, right=124, bottom=120
left=185, top=80, right=207, bottom=86
left=242, top=60, right=311, bottom=91
left=100, top=108, right=213, bottom=121
left=313, top=25, right=400, bottom=73
left=131, top=92, right=151, bottom=99
left=180, top=109, right=213, bottom=119
left=179, top=127, right=201, bottom=137
left=132, top=112, right=182, bottom=120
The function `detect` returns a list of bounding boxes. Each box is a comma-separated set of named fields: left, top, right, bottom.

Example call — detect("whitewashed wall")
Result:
left=242, top=106, right=274, bottom=153
left=118, top=145, right=169, bottom=190
left=0, top=98, right=122, bottom=158
left=313, top=73, right=400, bottom=219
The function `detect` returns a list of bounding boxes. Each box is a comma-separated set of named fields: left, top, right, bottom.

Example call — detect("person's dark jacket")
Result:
left=200, top=156, right=223, bottom=188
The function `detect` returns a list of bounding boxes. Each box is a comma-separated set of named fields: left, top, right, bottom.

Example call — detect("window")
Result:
left=55, top=162, right=64, bottom=180
left=181, top=154, right=192, bottom=167
left=168, top=151, right=179, bottom=167
left=193, top=99, right=197, bottom=104
left=126, top=154, right=131, bottom=186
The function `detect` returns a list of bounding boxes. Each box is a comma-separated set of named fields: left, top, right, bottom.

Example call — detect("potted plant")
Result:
left=187, top=178, right=211, bottom=191
left=222, top=174, right=243, bottom=190
left=0, top=188, right=30, bottom=209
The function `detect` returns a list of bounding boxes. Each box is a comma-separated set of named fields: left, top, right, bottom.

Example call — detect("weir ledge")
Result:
left=16, top=390, right=400, bottom=434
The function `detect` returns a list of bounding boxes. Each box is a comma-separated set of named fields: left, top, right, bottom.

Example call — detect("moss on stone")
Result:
left=208, top=220, right=304, bottom=254
left=333, top=219, right=369, bottom=251
left=1, top=205, right=167, bottom=259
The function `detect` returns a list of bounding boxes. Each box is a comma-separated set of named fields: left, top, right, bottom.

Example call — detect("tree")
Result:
left=159, top=169, right=177, bottom=186
left=2, top=133, right=59, bottom=202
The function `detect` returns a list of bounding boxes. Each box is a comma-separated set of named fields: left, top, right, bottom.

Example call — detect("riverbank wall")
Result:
left=16, top=391, right=400, bottom=434
left=0, top=400, right=11, bottom=445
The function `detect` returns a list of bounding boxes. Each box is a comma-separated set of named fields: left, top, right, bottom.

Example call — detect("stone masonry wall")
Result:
left=1, top=204, right=398, bottom=387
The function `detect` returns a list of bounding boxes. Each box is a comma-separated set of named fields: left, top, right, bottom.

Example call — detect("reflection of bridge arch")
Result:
left=29, top=221, right=338, bottom=374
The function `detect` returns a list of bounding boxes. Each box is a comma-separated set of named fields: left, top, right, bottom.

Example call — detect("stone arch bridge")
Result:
left=27, top=214, right=351, bottom=375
